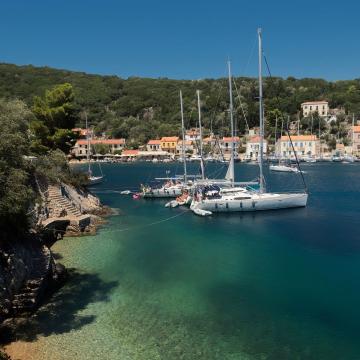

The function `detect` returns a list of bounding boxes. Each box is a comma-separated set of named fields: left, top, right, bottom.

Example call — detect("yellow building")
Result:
left=160, top=136, right=179, bottom=154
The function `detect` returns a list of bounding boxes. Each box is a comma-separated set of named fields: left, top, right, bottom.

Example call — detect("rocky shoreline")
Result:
left=0, top=181, right=110, bottom=358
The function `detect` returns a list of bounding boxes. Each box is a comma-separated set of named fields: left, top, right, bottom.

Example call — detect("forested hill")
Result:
left=0, top=62, right=359, bottom=146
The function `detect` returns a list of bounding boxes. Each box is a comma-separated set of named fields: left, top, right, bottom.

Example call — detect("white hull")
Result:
left=88, top=176, right=103, bottom=185
left=142, top=186, right=183, bottom=198
left=191, top=192, right=308, bottom=213
left=270, top=165, right=301, bottom=173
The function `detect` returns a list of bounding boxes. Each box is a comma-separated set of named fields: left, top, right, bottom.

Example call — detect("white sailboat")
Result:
left=85, top=112, right=104, bottom=186
left=141, top=90, right=196, bottom=199
left=270, top=115, right=303, bottom=172
left=191, top=29, right=308, bottom=215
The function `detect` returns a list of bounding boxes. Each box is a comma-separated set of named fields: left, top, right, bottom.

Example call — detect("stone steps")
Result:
left=46, top=185, right=82, bottom=217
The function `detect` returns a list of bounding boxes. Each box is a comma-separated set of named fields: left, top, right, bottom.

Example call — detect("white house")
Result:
left=185, top=128, right=201, bottom=141
left=353, top=125, right=360, bottom=156
left=301, top=101, right=329, bottom=117
left=276, top=135, right=319, bottom=158
left=245, top=136, right=267, bottom=160
left=176, top=140, right=194, bottom=155
left=220, top=137, right=240, bottom=155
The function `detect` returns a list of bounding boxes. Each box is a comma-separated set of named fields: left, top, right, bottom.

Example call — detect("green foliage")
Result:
left=50, top=128, right=78, bottom=153
left=33, top=149, right=82, bottom=185
left=93, top=143, right=110, bottom=155
left=32, top=83, right=76, bottom=132
left=0, top=99, right=34, bottom=240
left=1, top=63, right=360, bottom=146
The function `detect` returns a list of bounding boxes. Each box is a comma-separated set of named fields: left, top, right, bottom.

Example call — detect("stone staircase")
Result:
left=47, top=185, right=82, bottom=218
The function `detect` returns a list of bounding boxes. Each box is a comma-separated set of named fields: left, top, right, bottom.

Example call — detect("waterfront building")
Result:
left=176, top=140, right=194, bottom=155
left=147, top=139, right=162, bottom=152
left=73, top=138, right=126, bottom=157
left=353, top=125, right=360, bottom=156
left=203, top=136, right=217, bottom=147
left=160, top=136, right=179, bottom=154
left=220, top=136, right=240, bottom=155
left=248, top=127, right=260, bottom=137
left=275, top=135, right=319, bottom=158
left=121, top=149, right=139, bottom=161
left=185, top=128, right=200, bottom=141
left=245, top=136, right=268, bottom=160
left=301, top=101, right=329, bottom=117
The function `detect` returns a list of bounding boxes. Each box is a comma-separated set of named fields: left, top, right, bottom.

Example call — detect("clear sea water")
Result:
left=10, top=162, right=360, bottom=359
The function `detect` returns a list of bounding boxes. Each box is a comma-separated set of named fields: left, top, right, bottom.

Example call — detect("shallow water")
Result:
left=8, top=162, right=360, bottom=359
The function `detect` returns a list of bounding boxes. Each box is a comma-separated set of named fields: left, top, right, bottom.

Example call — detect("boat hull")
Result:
left=142, top=187, right=183, bottom=198
left=88, top=176, right=103, bottom=185
left=269, top=165, right=300, bottom=173
left=192, top=193, right=308, bottom=212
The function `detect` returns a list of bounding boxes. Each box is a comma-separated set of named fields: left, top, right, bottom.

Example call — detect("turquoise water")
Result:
left=15, top=163, right=360, bottom=359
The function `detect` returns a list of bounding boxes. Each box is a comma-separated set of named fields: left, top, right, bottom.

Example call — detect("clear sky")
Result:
left=0, top=0, right=359, bottom=80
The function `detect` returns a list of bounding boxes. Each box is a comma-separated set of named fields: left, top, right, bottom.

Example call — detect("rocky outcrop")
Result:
left=0, top=241, right=62, bottom=322
left=37, top=180, right=110, bottom=238
left=0, top=178, right=108, bottom=353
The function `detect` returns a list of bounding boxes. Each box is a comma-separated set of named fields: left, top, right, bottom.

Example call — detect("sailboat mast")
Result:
left=85, top=111, right=91, bottom=176
left=352, top=113, right=355, bottom=156
left=197, top=90, right=205, bottom=180
left=180, top=90, right=187, bottom=182
left=258, top=28, right=265, bottom=193
left=228, top=60, right=235, bottom=186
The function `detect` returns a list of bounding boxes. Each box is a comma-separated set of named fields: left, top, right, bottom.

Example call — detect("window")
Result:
left=322, top=111, right=325, bottom=115
left=310, top=106, right=312, bottom=110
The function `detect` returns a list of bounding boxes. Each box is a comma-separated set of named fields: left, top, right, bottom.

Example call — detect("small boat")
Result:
left=140, top=180, right=184, bottom=198
left=193, top=208, right=212, bottom=216
left=132, top=193, right=141, bottom=200
left=84, top=112, right=104, bottom=186
left=120, top=190, right=132, bottom=195
left=88, top=175, right=104, bottom=185
left=165, top=200, right=179, bottom=208
left=269, top=164, right=303, bottom=173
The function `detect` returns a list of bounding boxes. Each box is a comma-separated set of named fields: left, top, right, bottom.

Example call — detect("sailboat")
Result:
left=190, top=29, right=308, bottom=215
left=85, top=112, right=104, bottom=186
left=270, top=116, right=303, bottom=172
left=140, top=91, right=197, bottom=199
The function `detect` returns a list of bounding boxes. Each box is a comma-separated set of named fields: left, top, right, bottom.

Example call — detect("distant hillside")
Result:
left=0, top=62, right=359, bottom=145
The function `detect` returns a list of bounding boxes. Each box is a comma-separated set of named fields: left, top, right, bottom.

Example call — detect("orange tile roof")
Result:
left=203, top=137, right=215, bottom=142
left=186, top=129, right=200, bottom=135
left=301, top=101, right=328, bottom=105
left=76, top=139, right=125, bottom=145
left=248, top=136, right=262, bottom=143
left=122, top=150, right=139, bottom=156
left=353, top=126, right=360, bottom=133
left=72, top=128, right=92, bottom=136
left=279, top=135, right=318, bottom=141
left=222, top=136, right=240, bottom=142
left=147, top=139, right=162, bottom=145
left=161, top=136, right=179, bottom=142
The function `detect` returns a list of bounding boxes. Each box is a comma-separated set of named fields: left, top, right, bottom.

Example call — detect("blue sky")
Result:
left=0, top=0, right=359, bottom=80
